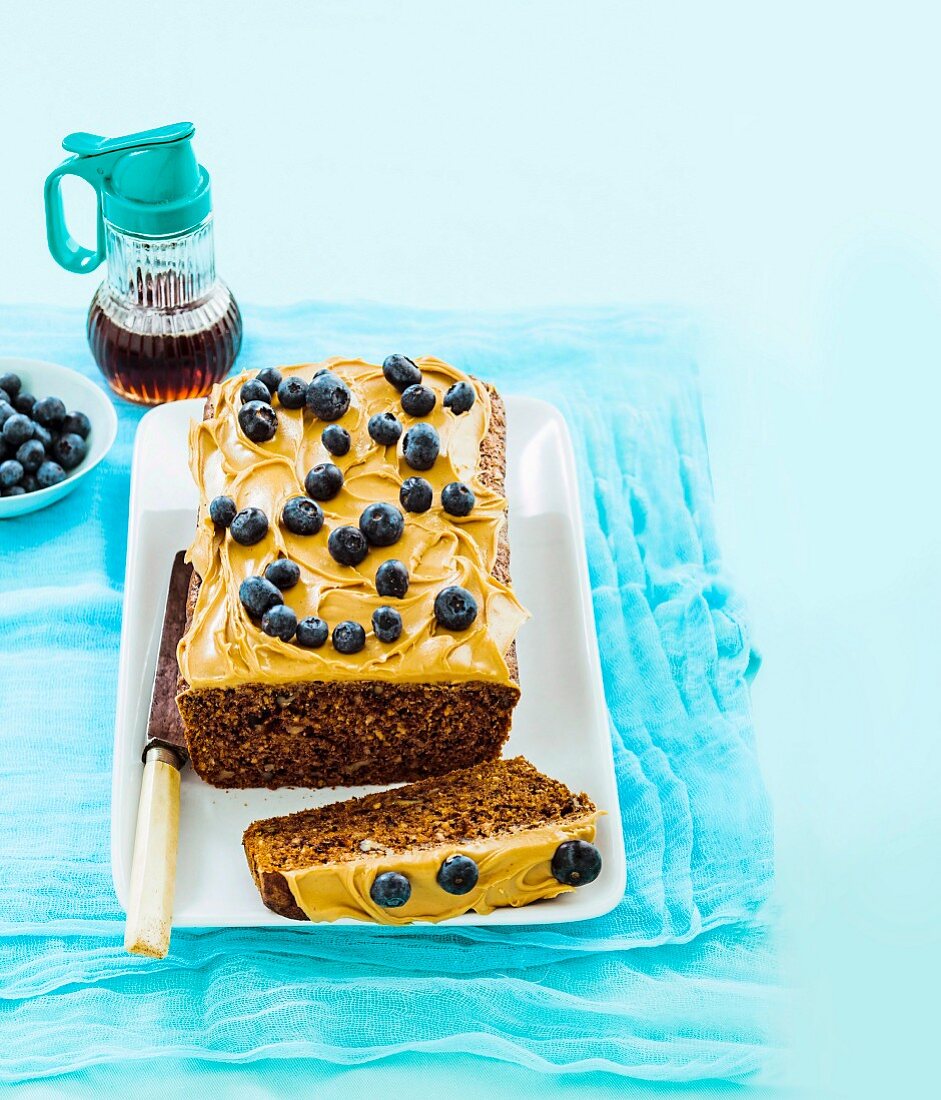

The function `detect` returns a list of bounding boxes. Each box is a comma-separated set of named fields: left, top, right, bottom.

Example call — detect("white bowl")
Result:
left=0, top=357, right=118, bottom=519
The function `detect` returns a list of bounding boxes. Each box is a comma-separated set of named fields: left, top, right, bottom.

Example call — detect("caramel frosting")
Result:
left=279, top=812, right=601, bottom=924
left=178, top=357, right=529, bottom=689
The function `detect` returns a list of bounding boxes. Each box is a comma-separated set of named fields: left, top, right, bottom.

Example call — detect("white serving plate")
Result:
left=112, top=396, right=624, bottom=927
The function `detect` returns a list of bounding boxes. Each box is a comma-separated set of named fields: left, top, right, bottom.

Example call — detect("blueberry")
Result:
left=306, top=370, right=351, bottom=421
left=15, top=393, right=36, bottom=417
left=238, top=400, right=278, bottom=443
left=36, top=460, right=66, bottom=489
left=0, top=401, right=14, bottom=428
left=399, top=476, right=433, bottom=513
left=376, top=559, right=409, bottom=598
left=321, top=424, right=351, bottom=456
left=401, top=384, right=436, bottom=417
left=327, top=525, right=368, bottom=566
left=240, top=378, right=272, bottom=405
left=239, top=575, right=283, bottom=619
left=209, top=495, right=237, bottom=528
left=265, top=558, right=301, bottom=589
left=359, top=502, right=404, bottom=547
left=436, top=854, right=479, bottom=895
left=230, top=507, right=269, bottom=545
left=282, top=496, right=324, bottom=536
left=372, top=605, right=403, bottom=643
left=443, top=380, right=475, bottom=414
left=31, top=422, right=53, bottom=450
left=0, top=459, right=23, bottom=488
left=256, top=366, right=283, bottom=395
left=2, top=414, right=34, bottom=448
left=382, top=354, right=421, bottom=392
left=33, top=396, right=66, bottom=428
left=2, top=485, right=25, bottom=497
left=20, top=473, right=39, bottom=493
left=332, top=620, right=366, bottom=654
left=370, top=870, right=411, bottom=907
left=305, top=462, right=344, bottom=501
left=295, top=616, right=329, bottom=648
left=368, top=412, right=403, bottom=446
left=0, top=372, right=21, bottom=399
left=16, top=439, right=45, bottom=473
left=0, top=389, right=8, bottom=406
left=61, top=410, right=91, bottom=439
left=402, top=423, right=439, bottom=471
left=52, top=433, right=87, bottom=471
left=433, top=585, right=478, bottom=631
left=276, top=376, right=308, bottom=409
left=261, top=603, right=298, bottom=641
left=441, top=481, right=475, bottom=517
left=550, top=840, right=602, bottom=887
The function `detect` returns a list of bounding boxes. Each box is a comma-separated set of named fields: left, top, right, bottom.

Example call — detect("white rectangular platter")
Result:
left=112, top=395, right=625, bottom=927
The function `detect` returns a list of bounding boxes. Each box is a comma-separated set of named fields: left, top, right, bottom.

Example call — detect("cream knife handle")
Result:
left=124, top=747, right=181, bottom=958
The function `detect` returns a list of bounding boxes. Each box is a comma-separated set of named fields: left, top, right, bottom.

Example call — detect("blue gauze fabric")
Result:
left=0, top=303, right=775, bottom=1083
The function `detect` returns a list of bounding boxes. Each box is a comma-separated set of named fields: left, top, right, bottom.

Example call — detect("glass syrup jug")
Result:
left=44, top=122, right=242, bottom=405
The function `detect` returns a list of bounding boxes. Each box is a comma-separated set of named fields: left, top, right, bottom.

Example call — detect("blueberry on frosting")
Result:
left=436, top=854, right=479, bottom=895
left=443, top=381, right=475, bottom=414
left=332, top=620, right=367, bottom=654
left=321, top=424, right=351, bottom=456
left=399, top=476, right=433, bottom=513
left=368, top=412, right=403, bottom=447
left=239, top=575, right=283, bottom=619
left=550, top=840, right=602, bottom=887
left=376, top=559, right=409, bottom=598
left=209, top=495, right=237, bottom=529
left=230, top=507, right=269, bottom=545
left=328, top=525, right=369, bottom=566
left=433, top=585, right=478, bottom=631
left=401, top=384, right=436, bottom=417
left=264, top=558, right=301, bottom=589
left=240, top=378, right=272, bottom=405
left=256, top=366, right=283, bottom=395
left=306, top=370, right=351, bottom=421
left=441, top=481, right=475, bottom=517
left=382, top=354, right=421, bottom=393
left=372, top=606, right=403, bottom=643
left=402, top=423, right=439, bottom=471
left=282, top=496, right=324, bottom=535
left=370, top=870, right=411, bottom=907
left=305, top=462, right=344, bottom=501
left=296, top=616, right=329, bottom=648
left=277, top=376, right=308, bottom=409
left=262, top=604, right=298, bottom=641
left=359, top=502, right=404, bottom=547
left=238, top=400, right=278, bottom=443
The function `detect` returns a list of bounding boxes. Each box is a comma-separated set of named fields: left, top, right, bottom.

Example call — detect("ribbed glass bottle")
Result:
left=87, top=215, right=242, bottom=405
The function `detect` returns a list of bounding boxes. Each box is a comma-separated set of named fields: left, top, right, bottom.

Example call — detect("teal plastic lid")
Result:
left=43, top=122, right=212, bottom=274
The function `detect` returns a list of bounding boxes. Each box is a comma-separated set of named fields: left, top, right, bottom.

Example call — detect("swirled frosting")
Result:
left=279, top=812, right=601, bottom=924
left=178, top=357, right=529, bottom=689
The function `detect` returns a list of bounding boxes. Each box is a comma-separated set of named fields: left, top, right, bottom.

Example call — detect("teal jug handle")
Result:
left=43, top=157, right=107, bottom=274
left=43, top=123, right=196, bottom=274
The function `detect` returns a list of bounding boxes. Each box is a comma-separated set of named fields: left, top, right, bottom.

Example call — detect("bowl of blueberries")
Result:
left=0, top=358, right=118, bottom=519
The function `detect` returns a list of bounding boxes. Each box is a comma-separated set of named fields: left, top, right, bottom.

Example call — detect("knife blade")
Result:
left=124, top=549, right=192, bottom=959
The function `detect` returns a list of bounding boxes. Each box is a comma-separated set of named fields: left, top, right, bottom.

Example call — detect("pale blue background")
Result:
left=2, top=1, right=939, bottom=1095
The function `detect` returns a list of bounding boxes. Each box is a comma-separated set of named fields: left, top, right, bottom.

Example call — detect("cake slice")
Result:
left=176, top=356, right=529, bottom=789
left=242, top=757, right=604, bottom=924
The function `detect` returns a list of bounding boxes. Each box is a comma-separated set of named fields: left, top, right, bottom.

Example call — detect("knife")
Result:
left=124, top=550, right=192, bottom=959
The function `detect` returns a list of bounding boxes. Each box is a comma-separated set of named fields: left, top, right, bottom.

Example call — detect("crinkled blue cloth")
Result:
left=0, top=303, right=775, bottom=1083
